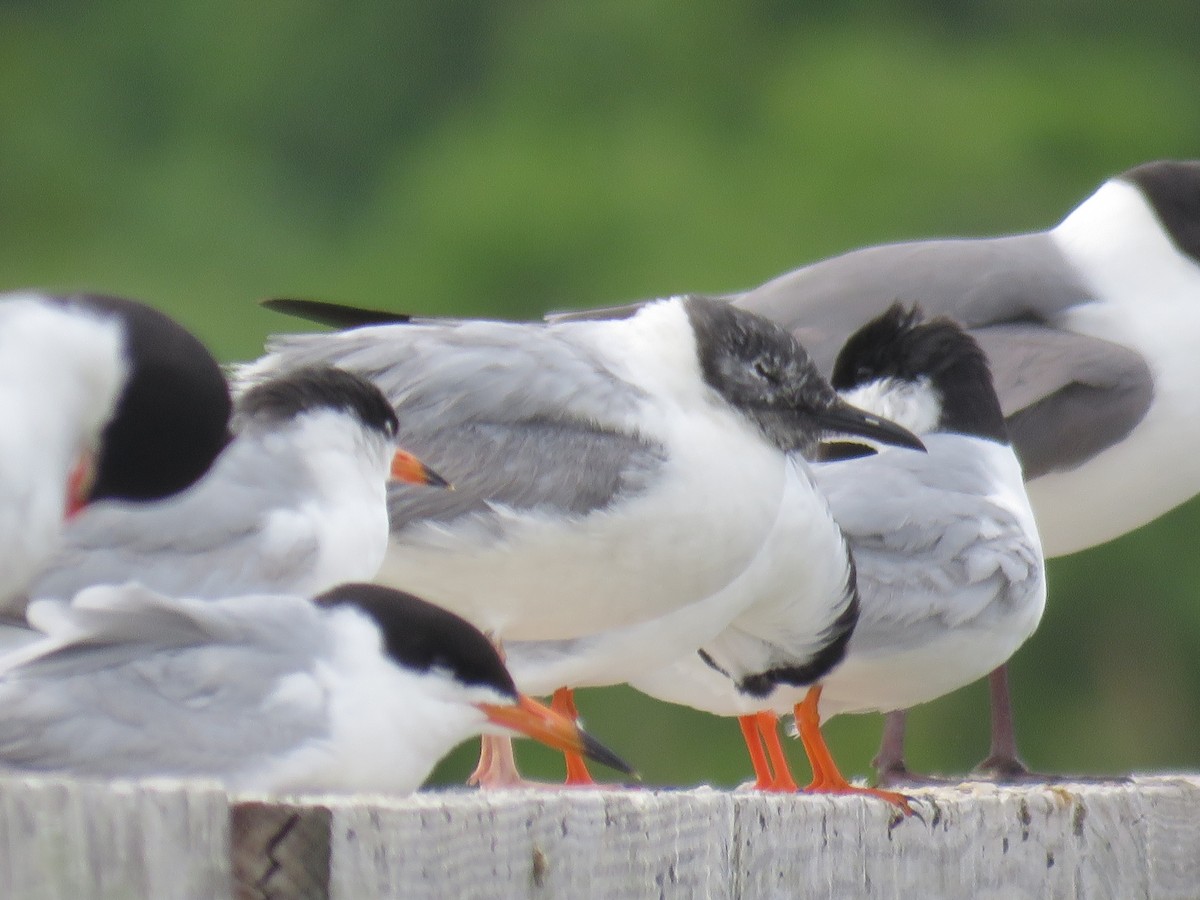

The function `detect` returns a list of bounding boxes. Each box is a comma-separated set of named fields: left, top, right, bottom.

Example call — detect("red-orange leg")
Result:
left=738, top=715, right=776, bottom=790
left=552, top=687, right=596, bottom=786
left=794, top=686, right=914, bottom=814
left=753, top=711, right=799, bottom=792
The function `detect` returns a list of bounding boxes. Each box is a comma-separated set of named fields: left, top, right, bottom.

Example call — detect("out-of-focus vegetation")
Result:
left=3, top=1, right=1199, bottom=788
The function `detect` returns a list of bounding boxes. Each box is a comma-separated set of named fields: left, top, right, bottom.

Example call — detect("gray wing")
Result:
left=28, top=443, right=320, bottom=601
left=681, top=232, right=1149, bottom=475
left=239, top=320, right=667, bottom=529
left=972, top=324, right=1154, bottom=479
left=815, top=445, right=1043, bottom=656
left=0, top=587, right=330, bottom=778
left=732, top=232, right=1093, bottom=373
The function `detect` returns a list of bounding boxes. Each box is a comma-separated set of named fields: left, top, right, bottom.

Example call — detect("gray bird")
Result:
left=0, top=582, right=632, bottom=793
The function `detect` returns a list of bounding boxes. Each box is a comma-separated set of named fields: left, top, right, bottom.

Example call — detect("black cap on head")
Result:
left=54, top=294, right=233, bottom=503
left=237, top=365, right=399, bottom=439
left=683, top=295, right=839, bottom=454
left=315, top=583, right=517, bottom=698
left=832, top=303, right=1008, bottom=443
left=1120, top=160, right=1200, bottom=265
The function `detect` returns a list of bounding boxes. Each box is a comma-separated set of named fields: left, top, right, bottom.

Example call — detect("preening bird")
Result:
left=0, top=291, right=232, bottom=608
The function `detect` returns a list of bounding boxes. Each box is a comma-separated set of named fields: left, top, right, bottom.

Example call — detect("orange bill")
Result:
left=478, top=694, right=635, bottom=777
left=64, top=451, right=96, bottom=520
left=390, top=448, right=451, bottom=489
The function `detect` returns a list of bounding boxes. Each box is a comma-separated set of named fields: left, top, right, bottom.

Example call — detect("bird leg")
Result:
left=466, top=635, right=538, bottom=789
left=973, top=664, right=1034, bottom=780
left=551, top=687, right=596, bottom=786
left=466, top=734, right=531, bottom=789
left=794, top=686, right=914, bottom=813
left=752, top=711, right=799, bottom=792
left=871, top=710, right=952, bottom=787
left=738, top=715, right=777, bottom=790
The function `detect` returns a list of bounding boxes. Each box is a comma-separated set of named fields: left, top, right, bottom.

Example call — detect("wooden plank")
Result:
left=231, top=799, right=332, bottom=900
left=326, top=788, right=736, bottom=899
left=0, top=775, right=230, bottom=900
left=0, top=776, right=1196, bottom=898
left=732, top=779, right=1152, bottom=899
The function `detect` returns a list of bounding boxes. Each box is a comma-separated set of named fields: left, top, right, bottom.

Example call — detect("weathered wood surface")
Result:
left=0, top=775, right=1195, bottom=899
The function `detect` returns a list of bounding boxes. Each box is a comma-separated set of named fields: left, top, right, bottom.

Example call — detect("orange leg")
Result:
left=552, top=687, right=596, bottom=786
left=794, top=686, right=914, bottom=814
left=738, top=715, right=777, bottom=790
left=753, top=711, right=799, bottom=792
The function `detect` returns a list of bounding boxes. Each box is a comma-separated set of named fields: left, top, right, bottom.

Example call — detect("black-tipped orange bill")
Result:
left=390, top=448, right=451, bottom=489
left=479, top=694, right=635, bottom=777
left=64, top=451, right=95, bottom=521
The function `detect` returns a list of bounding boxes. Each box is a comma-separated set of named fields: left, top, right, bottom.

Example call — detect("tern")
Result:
left=29, top=365, right=447, bottom=605
left=0, top=582, right=632, bottom=793
left=0, top=291, right=232, bottom=605
left=631, top=306, right=1044, bottom=807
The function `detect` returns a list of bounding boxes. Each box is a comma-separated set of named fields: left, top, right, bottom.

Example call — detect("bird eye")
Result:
left=753, top=359, right=781, bottom=385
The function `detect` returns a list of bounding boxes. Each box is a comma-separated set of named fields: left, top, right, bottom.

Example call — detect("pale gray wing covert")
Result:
left=250, top=321, right=668, bottom=530
left=28, top=445, right=320, bottom=601
left=0, top=589, right=330, bottom=778
left=814, top=445, right=1042, bottom=656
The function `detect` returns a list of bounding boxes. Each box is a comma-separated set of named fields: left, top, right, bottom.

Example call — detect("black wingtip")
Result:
left=261, top=297, right=413, bottom=329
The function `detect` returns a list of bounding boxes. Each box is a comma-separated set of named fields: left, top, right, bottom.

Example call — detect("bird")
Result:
left=630, top=305, right=1045, bottom=807
left=0, top=291, right=233, bottom=607
left=0, top=581, right=633, bottom=794
left=28, top=365, right=448, bottom=606
left=245, top=294, right=925, bottom=786
left=553, top=159, right=1200, bottom=779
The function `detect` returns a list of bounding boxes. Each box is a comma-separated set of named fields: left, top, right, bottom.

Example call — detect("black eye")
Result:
left=753, top=359, right=781, bottom=385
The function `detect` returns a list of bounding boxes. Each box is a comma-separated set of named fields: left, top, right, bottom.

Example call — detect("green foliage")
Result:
left=2, top=1, right=1199, bottom=787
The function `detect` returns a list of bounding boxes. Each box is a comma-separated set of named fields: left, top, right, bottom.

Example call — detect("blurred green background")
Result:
left=4, top=1, right=1200, bottom=788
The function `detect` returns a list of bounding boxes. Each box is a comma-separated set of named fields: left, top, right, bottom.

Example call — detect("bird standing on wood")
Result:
left=553, top=159, right=1200, bottom=779
left=730, top=159, right=1200, bottom=779
left=0, top=582, right=632, bottom=793
left=631, top=306, right=1044, bottom=807
left=245, top=294, right=924, bottom=786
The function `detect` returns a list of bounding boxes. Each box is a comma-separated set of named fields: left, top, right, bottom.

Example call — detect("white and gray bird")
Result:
left=630, top=306, right=1044, bottom=807
left=0, top=291, right=233, bottom=606
left=552, top=159, right=1200, bottom=778
left=243, top=294, right=925, bottom=785
left=0, top=582, right=632, bottom=793
left=28, top=365, right=446, bottom=607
